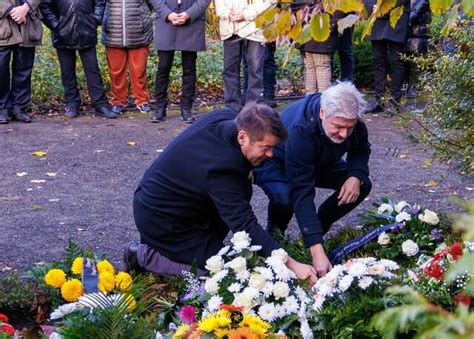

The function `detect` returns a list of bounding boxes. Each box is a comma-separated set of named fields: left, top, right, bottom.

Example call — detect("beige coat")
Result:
left=0, top=0, right=42, bottom=47
left=214, top=0, right=273, bottom=43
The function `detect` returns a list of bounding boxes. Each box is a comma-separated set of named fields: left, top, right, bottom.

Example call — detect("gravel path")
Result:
left=1, top=109, right=472, bottom=274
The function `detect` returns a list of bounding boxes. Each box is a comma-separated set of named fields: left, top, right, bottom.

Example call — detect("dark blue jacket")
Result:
left=135, top=109, right=281, bottom=258
left=255, top=94, right=371, bottom=247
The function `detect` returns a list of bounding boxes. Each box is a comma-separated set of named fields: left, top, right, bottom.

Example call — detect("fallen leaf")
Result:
left=466, top=187, right=473, bottom=191
left=399, top=154, right=409, bottom=159
left=77, top=228, right=86, bottom=231
left=32, top=151, right=47, bottom=157
left=46, top=172, right=57, bottom=177
left=16, top=172, right=28, bottom=177
left=5, top=128, right=13, bottom=133
left=94, top=149, right=105, bottom=153
left=27, top=188, right=33, bottom=191
left=35, top=262, right=45, bottom=266
left=156, top=149, right=164, bottom=153
left=49, top=199, right=60, bottom=202
left=423, top=159, right=433, bottom=168
left=1, top=266, right=13, bottom=272
left=127, top=141, right=137, bottom=146
left=30, top=179, right=46, bottom=183
left=425, top=180, right=438, bottom=187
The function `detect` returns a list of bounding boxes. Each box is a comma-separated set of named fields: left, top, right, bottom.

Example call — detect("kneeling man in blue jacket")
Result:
left=254, top=82, right=372, bottom=278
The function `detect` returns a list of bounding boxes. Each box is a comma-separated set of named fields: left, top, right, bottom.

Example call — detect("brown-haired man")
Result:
left=125, top=104, right=317, bottom=282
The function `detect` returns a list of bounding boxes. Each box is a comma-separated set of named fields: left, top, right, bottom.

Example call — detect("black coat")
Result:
left=365, top=0, right=410, bottom=43
left=300, top=11, right=346, bottom=54
left=134, top=109, right=281, bottom=263
left=40, top=0, right=105, bottom=49
left=406, top=0, right=431, bottom=54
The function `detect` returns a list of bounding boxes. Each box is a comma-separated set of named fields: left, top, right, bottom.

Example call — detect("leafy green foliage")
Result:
left=0, top=274, right=35, bottom=314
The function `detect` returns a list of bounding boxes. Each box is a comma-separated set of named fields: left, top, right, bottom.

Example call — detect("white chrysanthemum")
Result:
left=312, top=295, right=325, bottom=311
left=378, top=259, right=399, bottom=271
left=205, top=255, right=224, bottom=274
left=258, top=303, right=276, bottom=322
left=50, top=302, right=82, bottom=320
left=255, top=266, right=274, bottom=280
left=272, top=263, right=294, bottom=282
left=418, top=209, right=440, bottom=225
left=377, top=203, right=394, bottom=215
left=338, top=275, right=354, bottom=292
left=358, top=276, right=374, bottom=290
left=228, top=282, right=242, bottom=293
left=271, top=248, right=289, bottom=263
left=262, top=281, right=274, bottom=297
left=325, top=264, right=344, bottom=280
left=394, top=201, right=410, bottom=213
left=230, top=231, right=251, bottom=252
left=204, top=278, right=219, bottom=294
left=235, top=269, right=250, bottom=282
left=283, top=295, right=299, bottom=315
left=316, top=281, right=333, bottom=297
left=217, top=245, right=230, bottom=256
left=225, top=256, right=247, bottom=273
left=273, top=281, right=290, bottom=299
left=395, top=211, right=412, bottom=223
left=207, top=295, right=223, bottom=312
left=348, top=262, right=368, bottom=277
left=212, top=269, right=228, bottom=283
left=295, top=286, right=310, bottom=303
left=402, top=239, right=419, bottom=257
left=407, top=269, right=419, bottom=282
left=273, top=304, right=286, bottom=319
left=249, top=272, right=266, bottom=289
left=242, top=286, right=259, bottom=300
left=300, top=317, right=314, bottom=339
left=377, top=232, right=390, bottom=245
left=367, top=264, right=386, bottom=276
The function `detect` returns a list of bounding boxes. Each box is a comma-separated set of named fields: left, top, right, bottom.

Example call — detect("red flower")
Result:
left=449, top=242, right=463, bottom=260
left=423, top=261, right=444, bottom=280
left=220, top=304, right=245, bottom=313
left=0, top=323, right=15, bottom=336
left=0, top=313, right=8, bottom=323
left=453, top=293, right=471, bottom=308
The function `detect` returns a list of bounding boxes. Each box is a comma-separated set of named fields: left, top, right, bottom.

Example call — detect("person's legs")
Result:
left=105, top=46, right=128, bottom=106
left=79, top=46, right=109, bottom=109
left=387, top=41, right=406, bottom=102
left=128, top=46, right=150, bottom=106
left=259, top=181, right=294, bottom=234
left=0, top=46, right=13, bottom=111
left=154, top=50, right=175, bottom=109
left=223, top=36, right=243, bottom=112
left=371, top=40, right=388, bottom=102
left=302, top=51, right=318, bottom=94
left=56, top=48, right=82, bottom=110
left=244, top=39, right=264, bottom=105
left=314, top=53, right=332, bottom=92
left=338, top=27, right=355, bottom=82
left=180, top=50, right=197, bottom=116
left=263, top=42, right=277, bottom=103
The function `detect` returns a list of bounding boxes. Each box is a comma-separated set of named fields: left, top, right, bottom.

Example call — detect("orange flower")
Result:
left=220, top=304, right=244, bottom=313
left=227, top=327, right=260, bottom=339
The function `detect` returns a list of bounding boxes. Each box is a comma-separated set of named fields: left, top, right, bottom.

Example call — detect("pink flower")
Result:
left=179, top=305, right=196, bottom=324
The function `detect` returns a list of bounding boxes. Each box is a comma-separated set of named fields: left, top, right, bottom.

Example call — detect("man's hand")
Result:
left=337, top=176, right=361, bottom=206
left=310, top=243, right=332, bottom=277
left=176, top=12, right=190, bottom=24
left=10, top=4, right=30, bottom=25
left=229, top=9, right=245, bottom=23
left=167, top=12, right=184, bottom=25
left=287, top=257, right=317, bottom=285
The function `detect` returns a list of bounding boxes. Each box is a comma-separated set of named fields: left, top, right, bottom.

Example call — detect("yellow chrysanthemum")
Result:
left=240, top=314, right=270, bottom=335
left=96, top=259, right=115, bottom=275
left=98, top=272, right=115, bottom=294
left=71, top=257, right=83, bottom=275
left=44, top=268, right=67, bottom=288
left=61, top=279, right=83, bottom=302
left=115, top=271, right=133, bottom=292
left=172, top=324, right=190, bottom=338
left=198, top=310, right=232, bottom=332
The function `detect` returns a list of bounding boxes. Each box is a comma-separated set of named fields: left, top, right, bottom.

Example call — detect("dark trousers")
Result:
left=257, top=163, right=372, bottom=234
left=0, top=45, right=35, bottom=113
left=371, top=39, right=405, bottom=102
left=56, top=46, right=108, bottom=110
left=242, top=42, right=277, bottom=100
left=154, top=50, right=197, bottom=110
left=223, top=35, right=264, bottom=112
left=337, top=27, right=355, bottom=82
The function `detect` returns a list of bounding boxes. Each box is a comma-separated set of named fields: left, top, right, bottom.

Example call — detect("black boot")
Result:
left=181, top=108, right=195, bottom=123
left=0, top=109, right=8, bottom=124
left=96, top=106, right=118, bottom=119
left=151, top=105, right=166, bottom=123
left=13, top=111, right=32, bottom=123
left=123, top=241, right=145, bottom=274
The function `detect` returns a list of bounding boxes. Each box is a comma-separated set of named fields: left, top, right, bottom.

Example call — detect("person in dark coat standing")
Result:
left=124, top=104, right=317, bottom=282
left=0, top=0, right=42, bottom=124
left=405, top=0, right=431, bottom=98
left=39, top=0, right=116, bottom=119
left=365, top=0, right=410, bottom=113
left=253, top=82, right=372, bottom=278
left=149, top=0, right=211, bottom=123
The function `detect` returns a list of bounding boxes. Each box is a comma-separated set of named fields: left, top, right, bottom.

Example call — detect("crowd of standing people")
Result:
left=0, top=0, right=432, bottom=124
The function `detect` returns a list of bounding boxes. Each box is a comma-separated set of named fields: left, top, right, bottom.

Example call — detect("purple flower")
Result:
left=179, top=305, right=196, bottom=324
left=390, top=223, right=405, bottom=234
left=430, top=228, right=443, bottom=241
left=411, top=206, right=421, bottom=215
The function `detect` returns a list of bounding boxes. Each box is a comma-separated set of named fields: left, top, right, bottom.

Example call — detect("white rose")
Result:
left=418, top=209, right=440, bottom=225
left=231, top=231, right=251, bottom=251
left=377, top=232, right=391, bottom=245
left=233, top=293, right=255, bottom=310
left=249, top=272, right=266, bottom=289
left=205, top=255, right=224, bottom=274
left=226, top=256, right=247, bottom=273
left=395, top=201, right=410, bottom=213
left=204, top=278, right=219, bottom=294
left=377, top=203, right=394, bottom=215
left=271, top=248, right=289, bottom=263
left=395, top=211, right=412, bottom=223
left=273, top=281, right=290, bottom=299
left=402, top=239, right=419, bottom=257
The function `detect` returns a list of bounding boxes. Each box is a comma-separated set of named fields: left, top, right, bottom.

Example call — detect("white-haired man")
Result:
left=253, top=82, right=372, bottom=278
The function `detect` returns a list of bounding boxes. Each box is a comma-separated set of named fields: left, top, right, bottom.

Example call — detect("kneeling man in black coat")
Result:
left=126, top=104, right=317, bottom=282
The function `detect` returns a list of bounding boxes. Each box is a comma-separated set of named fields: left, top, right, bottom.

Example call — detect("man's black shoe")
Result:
left=181, top=109, right=195, bottom=123
left=0, top=110, right=8, bottom=124
left=96, top=106, right=118, bottom=119
left=13, top=112, right=32, bottom=123
left=123, top=241, right=145, bottom=273
left=64, top=107, right=78, bottom=118
left=151, top=106, right=166, bottom=123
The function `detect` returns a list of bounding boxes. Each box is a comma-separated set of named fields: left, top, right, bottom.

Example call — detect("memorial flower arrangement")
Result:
left=0, top=313, right=15, bottom=338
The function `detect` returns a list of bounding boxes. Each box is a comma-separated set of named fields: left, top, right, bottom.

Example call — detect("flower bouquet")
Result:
left=0, top=313, right=15, bottom=338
